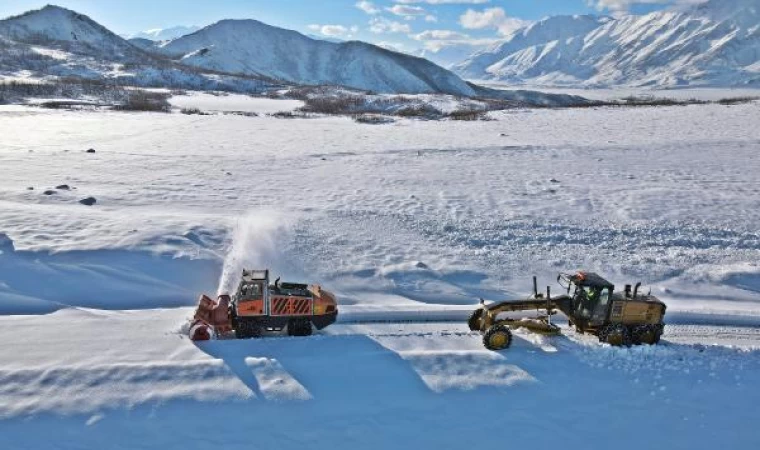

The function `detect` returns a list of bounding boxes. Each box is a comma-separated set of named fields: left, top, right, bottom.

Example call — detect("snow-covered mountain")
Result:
left=455, top=15, right=608, bottom=81
left=157, top=19, right=476, bottom=95
left=0, top=6, right=277, bottom=93
left=455, top=0, right=760, bottom=87
left=0, top=5, right=475, bottom=96
left=0, top=5, right=141, bottom=59
left=128, top=25, right=200, bottom=42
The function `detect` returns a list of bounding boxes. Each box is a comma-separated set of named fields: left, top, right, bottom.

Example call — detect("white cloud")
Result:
left=356, top=1, right=381, bottom=15
left=369, top=17, right=412, bottom=34
left=412, top=29, right=470, bottom=41
left=410, top=27, right=499, bottom=55
left=308, top=24, right=357, bottom=37
left=418, top=37, right=499, bottom=52
left=395, top=0, right=490, bottom=4
left=322, top=25, right=348, bottom=36
left=387, top=5, right=427, bottom=16
left=459, top=7, right=528, bottom=36
left=425, top=15, right=438, bottom=22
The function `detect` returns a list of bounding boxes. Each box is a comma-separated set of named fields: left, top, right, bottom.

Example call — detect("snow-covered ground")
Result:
left=169, top=92, right=304, bottom=114
left=2, top=97, right=759, bottom=313
left=476, top=84, right=760, bottom=102
left=1, top=95, right=759, bottom=448
left=0, top=309, right=758, bottom=449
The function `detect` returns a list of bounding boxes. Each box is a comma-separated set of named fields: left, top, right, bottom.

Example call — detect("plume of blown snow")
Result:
left=217, top=211, right=293, bottom=295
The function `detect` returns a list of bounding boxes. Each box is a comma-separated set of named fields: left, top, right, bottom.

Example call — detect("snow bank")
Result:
left=0, top=233, right=221, bottom=314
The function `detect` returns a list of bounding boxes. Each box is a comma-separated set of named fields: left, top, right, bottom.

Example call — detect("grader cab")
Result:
left=469, top=272, right=666, bottom=350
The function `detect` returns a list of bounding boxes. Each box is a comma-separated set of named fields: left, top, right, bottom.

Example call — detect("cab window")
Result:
left=598, top=288, right=610, bottom=306
left=241, top=282, right=263, bottom=300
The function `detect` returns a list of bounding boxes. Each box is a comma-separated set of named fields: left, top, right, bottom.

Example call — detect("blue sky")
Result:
left=0, top=1, right=697, bottom=56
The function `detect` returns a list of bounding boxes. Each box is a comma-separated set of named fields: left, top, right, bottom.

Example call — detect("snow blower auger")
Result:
left=469, top=272, right=666, bottom=351
left=190, top=269, right=338, bottom=341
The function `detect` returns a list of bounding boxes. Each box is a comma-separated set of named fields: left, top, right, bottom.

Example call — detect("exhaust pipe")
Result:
left=533, top=276, right=539, bottom=298
left=624, top=284, right=632, bottom=298
left=633, top=282, right=641, bottom=299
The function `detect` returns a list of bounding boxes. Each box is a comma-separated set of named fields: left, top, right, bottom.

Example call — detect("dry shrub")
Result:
left=395, top=104, right=442, bottom=118
left=115, top=91, right=171, bottom=112
left=717, top=97, right=759, bottom=105
left=447, top=109, right=488, bottom=121
left=180, top=107, right=207, bottom=115
left=353, top=114, right=394, bottom=124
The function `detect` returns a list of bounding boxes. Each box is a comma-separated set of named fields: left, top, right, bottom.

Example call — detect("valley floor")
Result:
left=0, top=94, right=759, bottom=448
left=476, top=83, right=760, bottom=102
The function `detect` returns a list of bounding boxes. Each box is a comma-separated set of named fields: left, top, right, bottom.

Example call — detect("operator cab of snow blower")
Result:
left=469, top=271, right=666, bottom=350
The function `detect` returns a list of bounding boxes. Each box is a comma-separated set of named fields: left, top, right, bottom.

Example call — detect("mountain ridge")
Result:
left=157, top=18, right=475, bottom=95
left=0, top=5, right=475, bottom=96
left=454, top=0, right=760, bottom=87
left=0, top=4, right=142, bottom=59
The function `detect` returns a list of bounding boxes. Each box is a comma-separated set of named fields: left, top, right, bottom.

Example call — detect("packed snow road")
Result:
left=0, top=308, right=758, bottom=450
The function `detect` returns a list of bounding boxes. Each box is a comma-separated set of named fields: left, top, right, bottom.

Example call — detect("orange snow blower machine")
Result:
left=190, top=269, right=338, bottom=340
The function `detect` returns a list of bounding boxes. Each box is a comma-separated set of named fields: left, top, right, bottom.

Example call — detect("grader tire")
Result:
left=468, top=309, right=484, bottom=331
left=600, top=324, right=631, bottom=347
left=483, top=325, right=513, bottom=351
left=632, top=324, right=658, bottom=345
left=653, top=324, right=664, bottom=344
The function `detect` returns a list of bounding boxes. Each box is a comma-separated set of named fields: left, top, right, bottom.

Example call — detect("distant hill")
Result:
left=0, top=4, right=144, bottom=59
left=157, top=19, right=476, bottom=95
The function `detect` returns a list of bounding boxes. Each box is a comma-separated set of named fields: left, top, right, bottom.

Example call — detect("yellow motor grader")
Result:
left=469, top=272, right=666, bottom=350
